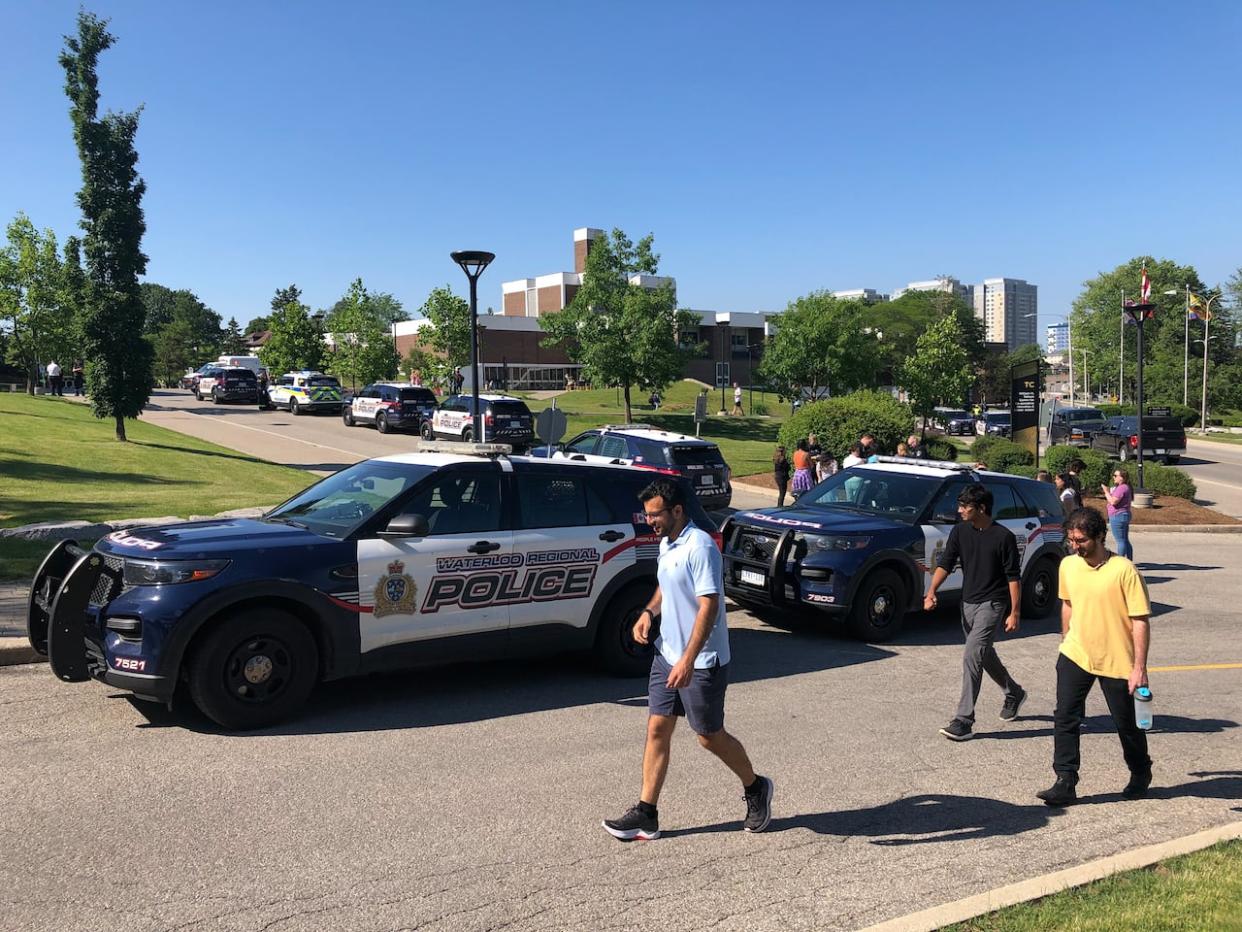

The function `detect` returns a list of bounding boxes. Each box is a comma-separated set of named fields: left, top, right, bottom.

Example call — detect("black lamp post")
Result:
left=450, top=250, right=495, bottom=442
left=1123, top=300, right=1155, bottom=489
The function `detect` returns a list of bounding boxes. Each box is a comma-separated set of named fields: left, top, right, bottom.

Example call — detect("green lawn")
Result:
left=514, top=381, right=790, bottom=478
left=1193, top=432, right=1242, bottom=446
left=944, top=839, right=1242, bottom=931
left=0, top=393, right=314, bottom=581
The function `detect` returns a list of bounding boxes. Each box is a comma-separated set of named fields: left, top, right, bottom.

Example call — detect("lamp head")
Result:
left=451, top=250, right=495, bottom=279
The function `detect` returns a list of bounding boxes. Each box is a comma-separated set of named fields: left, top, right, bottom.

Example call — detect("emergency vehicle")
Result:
left=27, top=445, right=717, bottom=729
left=425, top=394, right=534, bottom=450
left=344, top=383, right=438, bottom=433
left=264, top=371, right=344, bottom=415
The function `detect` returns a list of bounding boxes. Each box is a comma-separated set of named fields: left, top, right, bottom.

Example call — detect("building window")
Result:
left=731, top=333, right=749, bottom=357
left=525, top=288, right=537, bottom=317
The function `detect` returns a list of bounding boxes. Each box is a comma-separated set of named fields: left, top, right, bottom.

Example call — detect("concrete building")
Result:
left=831, top=288, right=889, bottom=303
left=891, top=276, right=974, bottom=305
left=974, top=277, right=1038, bottom=350
left=1046, top=321, right=1069, bottom=355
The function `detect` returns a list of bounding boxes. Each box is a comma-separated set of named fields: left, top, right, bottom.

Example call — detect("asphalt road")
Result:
left=1179, top=438, right=1242, bottom=517
left=2, top=532, right=1239, bottom=932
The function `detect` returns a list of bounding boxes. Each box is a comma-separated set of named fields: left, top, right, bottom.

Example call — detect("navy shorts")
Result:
left=648, top=653, right=729, bottom=736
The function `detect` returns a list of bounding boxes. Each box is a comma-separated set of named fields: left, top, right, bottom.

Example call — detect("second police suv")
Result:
left=722, top=457, right=1065, bottom=641
left=28, top=445, right=719, bottom=730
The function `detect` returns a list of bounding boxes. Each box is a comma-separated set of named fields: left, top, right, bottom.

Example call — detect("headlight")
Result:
left=122, top=559, right=230, bottom=586
left=794, top=532, right=871, bottom=552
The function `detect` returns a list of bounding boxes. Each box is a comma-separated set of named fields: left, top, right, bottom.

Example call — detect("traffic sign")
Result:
left=535, top=407, right=568, bottom=444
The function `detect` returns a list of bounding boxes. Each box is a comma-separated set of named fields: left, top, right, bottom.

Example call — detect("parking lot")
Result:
left=2, top=531, right=1239, bottom=931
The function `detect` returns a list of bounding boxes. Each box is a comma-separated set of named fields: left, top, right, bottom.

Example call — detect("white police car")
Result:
left=265, top=371, right=345, bottom=415
left=723, top=457, right=1064, bottom=641
left=425, top=394, right=534, bottom=449
left=28, top=444, right=718, bottom=729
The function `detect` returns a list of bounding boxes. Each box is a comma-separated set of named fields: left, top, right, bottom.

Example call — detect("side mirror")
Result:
left=379, top=513, right=429, bottom=538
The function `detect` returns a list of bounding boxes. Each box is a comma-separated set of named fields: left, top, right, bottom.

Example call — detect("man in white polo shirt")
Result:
left=602, top=477, right=773, bottom=841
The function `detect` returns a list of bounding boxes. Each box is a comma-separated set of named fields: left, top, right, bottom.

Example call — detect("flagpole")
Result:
left=1183, top=284, right=1190, bottom=406
left=1201, top=296, right=1213, bottom=434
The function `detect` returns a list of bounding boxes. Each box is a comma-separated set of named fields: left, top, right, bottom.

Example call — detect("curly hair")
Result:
left=1064, top=506, right=1107, bottom=542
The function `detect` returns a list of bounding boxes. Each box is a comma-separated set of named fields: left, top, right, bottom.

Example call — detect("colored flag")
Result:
left=1188, top=293, right=1212, bottom=321
left=1140, top=266, right=1151, bottom=302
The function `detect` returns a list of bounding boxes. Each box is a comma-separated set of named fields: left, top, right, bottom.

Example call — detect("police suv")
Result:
left=722, top=457, right=1064, bottom=641
left=535, top=424, right=733, bottom=511
left=425, top=394, right=535, bottom=450
left=27, top=445, right=718, bottom=729
left=264, top=371, right=345, bottom=415
left=344, top=383, right=438, bottom=434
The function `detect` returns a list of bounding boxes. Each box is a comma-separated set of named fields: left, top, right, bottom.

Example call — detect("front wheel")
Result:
left=212, top=390, right=222, bottom=404
left=594, top=585, right=655, bottom=676
left=421, top=421, right=434, bottom=440
left=1021, top=556, right=1058, bottom=619
left=342, top=408, right=355, bottom=427
left=187, top=609, right=318, bottom=730
left=376, top=411, right=390, bottom=434
left=290, top=398, right=301, bottom=416
left=846, top=568, right=907, bottom=642
left=462, top=427, right=474, bottom=443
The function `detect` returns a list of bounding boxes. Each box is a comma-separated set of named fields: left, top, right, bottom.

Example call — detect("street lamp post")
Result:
left=1123, top=300, right=1155, bottom=490
left=1195, top=293, right=1223, bottom=433
left=450, top=250, right=495, bottom=443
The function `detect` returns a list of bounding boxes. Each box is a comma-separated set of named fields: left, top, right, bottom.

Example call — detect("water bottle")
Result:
left=1134, top=686, right=1154, bottom=731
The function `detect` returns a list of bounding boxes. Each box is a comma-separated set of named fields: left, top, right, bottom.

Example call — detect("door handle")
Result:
left=1025, top=522, right=1037, bottom=530
left=599, top=530, right=626, bottom=542
left=467, top=541, right=501, bottom=554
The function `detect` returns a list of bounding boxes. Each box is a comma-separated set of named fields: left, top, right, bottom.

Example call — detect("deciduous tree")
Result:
left=0, top=214, right=74, bottom=391
left=418, top=285, right=471, bottom=373
left=759, top=292, right=878, bottom=402
left=324, top=279, right=399, bottom=389
left=262, top=300, right=324, bottom=377
left=898, top=314, right=975, bottom=434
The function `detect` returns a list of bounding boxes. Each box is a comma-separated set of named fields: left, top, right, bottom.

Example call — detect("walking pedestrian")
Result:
left=790, top=440, right=814, bottom=499
left=71, top=360, right=84, bottom=396
left=46, top=360, right=63, bottom=396
left=923, top=483, right=1026, bottom=741
left=1102, top=467, right=1134, bottom=561
left=731, top=382, right=744, bottom=416
left=1037, top=507, right=1152, bottom=807
left=773, top=445, right=791, bottom=507
left=602, top=478, right=773, bottom=840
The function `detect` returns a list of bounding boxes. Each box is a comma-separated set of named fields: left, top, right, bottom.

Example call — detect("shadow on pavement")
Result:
left=129, top=626, right=897, bottom=736
left=1135, top=563, right=1222, bottom=572
left=749, top=603, right=1064, bottom=648
left=973, top=713, right=1238, bottom=742
left=1076, top=771, right=1242, bottom=806
left=670, top=793, right=1066, bottom=842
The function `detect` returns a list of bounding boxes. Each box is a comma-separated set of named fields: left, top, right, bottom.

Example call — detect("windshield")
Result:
left=986, top=413, right=1010, bottom=424
left=400, top=388, right=437, bottom=403
left=1065, top=409, right=1104, bottom=421
left=799, top=468, right=942, bottom=523
left=265, top=461, right=436, bottom=538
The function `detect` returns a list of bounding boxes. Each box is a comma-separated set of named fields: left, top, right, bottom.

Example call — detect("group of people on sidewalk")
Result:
left=40, top=360, right=85, bottom=396
left=601, top=474, right=1152, bottom=841
left=772, top=431, right=930, bottom=506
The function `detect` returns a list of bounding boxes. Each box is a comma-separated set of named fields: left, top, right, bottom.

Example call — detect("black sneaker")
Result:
left=1122, top=770, right=1152, bottom=799
left=743, top=775, right=774, bottom=833
left=939, top=720, right=973, bottom=741
left=1000, top=687, right=1028, bottom=722
left=602, top=804, right=660, bottom=841
left=1036, top=778, right=1078, bottom=807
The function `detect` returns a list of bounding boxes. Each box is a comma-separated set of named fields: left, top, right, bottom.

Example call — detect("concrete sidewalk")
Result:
left=0, top=584, right=38, bottom=665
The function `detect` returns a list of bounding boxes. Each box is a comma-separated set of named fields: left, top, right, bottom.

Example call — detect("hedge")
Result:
left=1038, top=445, right=1196, bottom=500
left=922, top=437, right=958, bottom=462
left=1044, top=445, right=1110, bottom=490
left=1095, top=402, right=1199, bottom=428
left=969, top=436, right=1034, bottom=473
left=777, top=390, right=913, bottom=459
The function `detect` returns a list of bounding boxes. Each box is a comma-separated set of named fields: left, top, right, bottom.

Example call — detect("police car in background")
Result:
left=27, top=445, right=717, bottom=729
left=723, top=457, right=1064, bottom=641
left=424, top=394, right=535, bottom=450
left=533, top=424, right=733, bottom=511
left=344, top=383, right=438, bottom=434
left=264, top=371, right=345, bottom=415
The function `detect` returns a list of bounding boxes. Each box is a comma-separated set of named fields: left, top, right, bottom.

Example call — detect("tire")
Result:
left=594, top=584, right=655, bottom=676
left=462, top=427, right=473, bottom=443
left=421, top=421, right=434, bottom=440
left=1021, top=556, right=1058, bottom=619
left=290, top=398, right=301, bottom=416
left=187, top=608, right=318, bottom=730
left=194, top=388, right=202, bottom=401
left=376, top=411, right=390, bottom=434
left=846, top=568, right=907, bottom=642
left=212, top=390, right=222, bottom=404
left=342, top=408, right=355, bottom=427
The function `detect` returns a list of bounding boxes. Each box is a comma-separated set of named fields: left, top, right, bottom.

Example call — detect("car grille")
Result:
left=89, top=554, right=127, bottom=606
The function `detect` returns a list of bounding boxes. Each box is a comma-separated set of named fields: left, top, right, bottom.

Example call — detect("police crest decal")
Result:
left=374, top=560, right=418, bottom=617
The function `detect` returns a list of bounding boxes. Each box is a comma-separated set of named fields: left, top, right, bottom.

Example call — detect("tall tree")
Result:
left=758, top=292, right=878, bottom=401
left=140, top=283, right=221, bottom=357
left=418, top=285, right=471, bottom=373
left=325, top=278, right=399, bottom=389
left=221, top=317, right=244, bottom=355
left=897, top=314, right=975, bottom=434
left=261, top=300, right=324, bottom=376
left=860, top=289, right=985, bottom=381
left=0, top=214, right=73, bottom=391
left=271, top=284, right=301, bottom=313
left=540, top=228, right=698, bottom=423
left=61, top=11, right=152, bottom=440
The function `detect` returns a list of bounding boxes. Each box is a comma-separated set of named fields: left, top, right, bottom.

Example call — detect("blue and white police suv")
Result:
left=722, top=457, right=1065, bottom=641
left=28, top=445, right=719, bottom=729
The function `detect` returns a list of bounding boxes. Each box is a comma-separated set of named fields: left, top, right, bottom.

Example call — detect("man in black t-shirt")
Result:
left=923, top=483, right=1026, bottom=741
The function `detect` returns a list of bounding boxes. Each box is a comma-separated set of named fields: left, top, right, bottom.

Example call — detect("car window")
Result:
left=402, top=471, right=501, bottom=536
left=632, top=439, right=669, bottom=464
left=309, top=376, right=339, bottom=388
left=928, top=480, right=970, bottom=522
left=803, top=468, right=941, bottom=522
left=1017, top=481, right=1062, bottom=519
left=267, top=461, right=436, bottom=538
left=516, top=474, right=594, bottom=529
left=985, top=483, right=1027, bottom=519
left=491, top=401, right=531, bottom=418
left=400, top=388, right=436, bottom=403
left=278, top=376, right=293, bottom=386
left=669, top=445, right=725, bottom=467
left=565, top=432, right=599, bottom=455
left=598, top=436, right=629, bottom=459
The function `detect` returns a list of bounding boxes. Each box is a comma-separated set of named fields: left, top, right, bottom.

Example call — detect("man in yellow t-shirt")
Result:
left=1037, top=508, right=1152, bottom=807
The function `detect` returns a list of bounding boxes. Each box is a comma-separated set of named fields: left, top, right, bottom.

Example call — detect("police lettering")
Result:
left=422, top=565, right=597, bottom=613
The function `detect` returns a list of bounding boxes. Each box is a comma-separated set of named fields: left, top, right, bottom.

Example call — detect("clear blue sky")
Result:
left=3, top=1, right=1240, bottom=336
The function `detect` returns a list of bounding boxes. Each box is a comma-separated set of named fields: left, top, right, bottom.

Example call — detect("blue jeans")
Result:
left=1109, top=511, right=1133, bottom=560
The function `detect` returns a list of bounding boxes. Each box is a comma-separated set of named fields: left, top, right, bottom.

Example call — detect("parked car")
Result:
left=1089, top=415, right=1187, bottom=464
left=1048, top=406, right=1107, bottom=446
left=344, top=383, right=438, bottom=433
left=194, top=366, right=226, bottom=400
left=976, top=410, right=1012, bottom=437
left=265, top=371, right=345, bottom=415
left=181, top=363, right=214, bottom=391
left=425, top=394, right=535, bottom=450
left=532, top=424, right=733, bottom=511
left=26, top=448, right=717, bottom=728
left=722, top=457, right=1065, bottom=642
left=934, top=410, right=976, bottom=436
left=208, top=366, right=260, bottom=404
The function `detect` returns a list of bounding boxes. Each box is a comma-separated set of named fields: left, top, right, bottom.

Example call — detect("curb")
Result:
left=859, top=819, right=1242, bottom=932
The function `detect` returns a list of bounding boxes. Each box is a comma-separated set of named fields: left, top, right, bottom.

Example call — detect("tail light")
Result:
left=485, top=412, right=495, bottom=426
left=632, top=463, right=681, bottom=476
left=1129, top=435, right=1138, bottom=448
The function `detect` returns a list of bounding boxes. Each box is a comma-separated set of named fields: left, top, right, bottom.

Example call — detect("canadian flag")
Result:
left=1141, top=266, right=1151, bottom=302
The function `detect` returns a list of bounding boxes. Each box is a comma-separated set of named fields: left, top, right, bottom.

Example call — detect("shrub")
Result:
left=1007, top=464, right=1041, bottom=480
left=777, top=390, right=912, bottom=460
left=1135, top=461, right=1196, bottom=500
left=1044, top=445, right=1110, bottom=490
left=922, top=437, right=958, bottom=461
left=751, top=401, right=770, bottom=417
left=979, top=438, right=1035, bottom=474
left=969, top=435, right=1003, bottom=462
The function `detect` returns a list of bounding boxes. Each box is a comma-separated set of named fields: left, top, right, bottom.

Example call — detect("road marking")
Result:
left=1186, top=475, right=1242, bottom=491
left=1149, top=662, right=1242, bottom=673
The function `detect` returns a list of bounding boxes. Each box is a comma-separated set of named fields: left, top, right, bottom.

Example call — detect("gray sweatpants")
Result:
left=955, top=599, right=1021, bottom=726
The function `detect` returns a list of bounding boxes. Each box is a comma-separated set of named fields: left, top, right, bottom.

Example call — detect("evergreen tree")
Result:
left=222, top=317, right=245, bottom=355
left=61, top=11, right=152, bottom=439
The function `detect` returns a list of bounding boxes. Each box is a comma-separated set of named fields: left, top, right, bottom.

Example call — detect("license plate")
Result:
left=1155, top=449, right=1166, bottom=454
left=699, top=475, right=714, bottom=486
left=739, top=569, right=766, bottom=587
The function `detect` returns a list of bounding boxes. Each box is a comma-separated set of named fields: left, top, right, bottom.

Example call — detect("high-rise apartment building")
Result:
left=1046, top=322, right=1069, bottom=355
left=973, top=277, right=1038, bottom=350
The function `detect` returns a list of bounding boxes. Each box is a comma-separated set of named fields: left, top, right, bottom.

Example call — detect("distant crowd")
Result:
left=772, top=431, right=930, bottom=506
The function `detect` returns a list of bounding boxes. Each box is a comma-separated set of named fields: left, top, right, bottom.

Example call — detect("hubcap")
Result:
left=243, top=655, right=273, bottom=684
left=224, top=635, right=294, bottom=704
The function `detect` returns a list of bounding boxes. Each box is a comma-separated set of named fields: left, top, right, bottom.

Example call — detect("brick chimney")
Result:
left=573, top=227, right=604, bottom=274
